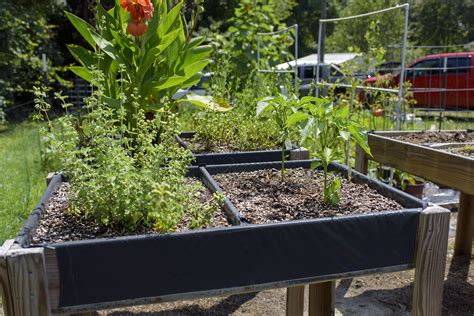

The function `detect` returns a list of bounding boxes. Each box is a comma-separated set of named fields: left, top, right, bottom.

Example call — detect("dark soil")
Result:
left=443, top=145, right=474, bottom=159
left=31, top=179, right=229, bottom=244
left=184, top=136, right=278, bottom=154
left=394, top=131, right=474, bottom=145
left=213, top=168, right=402, bottom=224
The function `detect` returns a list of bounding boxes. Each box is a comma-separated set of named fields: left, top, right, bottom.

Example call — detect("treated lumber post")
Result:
left=354, top=143, right=369, bottom=175
left=0, top=240, right=15, bottom=316
left=286, top=285, right=305, bottom=316
left=412, top=206, right=450, bottom=316
left=454, top=192, right=474, bottom=257
left=6, top=245, right=51, bottom=316
left=308, top=281, right=335, bottom=316
left=290, top=148, right=310, bottom=160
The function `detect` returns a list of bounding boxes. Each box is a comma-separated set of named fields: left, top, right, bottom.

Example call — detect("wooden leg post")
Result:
left=454, top=192, right=474, bottom=257
left=1, top=242, right=51, bottom=316
left=308, top=281, right=335, bottom=316
left=286, top=286, right=305, bottom=316
left=290, top=148, right=310, bottom=161
left=0, top=240, right=15, bottom=316
left=354, top=143, right=369, bottom=175
left=412, top=206, right=450, bottom=316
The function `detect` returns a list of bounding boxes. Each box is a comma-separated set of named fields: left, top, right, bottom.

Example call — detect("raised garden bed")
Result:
left=355, top=129, right=474, bottom=257
left=177, top=131, right=308, bottom=166
left=0, top=162, right=450, bottom=315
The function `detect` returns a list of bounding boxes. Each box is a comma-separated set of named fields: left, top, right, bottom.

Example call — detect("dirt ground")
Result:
left=97, top=213, right=473, bottom=316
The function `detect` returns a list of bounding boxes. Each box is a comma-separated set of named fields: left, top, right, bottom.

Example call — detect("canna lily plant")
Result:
left=66, top=0, right=230, bottom=129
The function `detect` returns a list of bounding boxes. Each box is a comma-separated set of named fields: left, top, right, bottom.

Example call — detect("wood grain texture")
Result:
left=290, top=148, right=310, bottom=160
left=308, top=281, right=335, bottom=316
left=286, top=286, right=305, bottom=316
left=368, top=133, right=474, bottom=194
left=7, top=246, right=51, bottom=316
left=354, top=143, right=369, bottom=175
left=412, top=206, right=450, bottom=316
left=0, top=240, right=15, bottom=316
left=454, top=193, right=474, bottom=256
left=44, top=248, right=60, bottom=311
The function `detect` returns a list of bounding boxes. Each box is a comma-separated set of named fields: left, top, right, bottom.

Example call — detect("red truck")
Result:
left=365, top=52, right=474, bottom=110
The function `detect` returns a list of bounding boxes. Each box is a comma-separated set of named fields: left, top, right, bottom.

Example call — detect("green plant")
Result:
left=190, top=69, right=280, bottom=153
left=287, top=96, right=371, bottom=205
left=34, top=70, right=222, bottom=232
left=0, top=0, right=66, bottom=116
left=0, top=122, right=47, bottom=243
left=66, top=0, right=228, bottom=132
left=257, top=93, right=298, bottom=180
left=205, top=0, right=295, bottom=90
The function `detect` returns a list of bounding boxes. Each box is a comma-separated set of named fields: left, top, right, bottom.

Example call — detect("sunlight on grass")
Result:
left=0, top=122, right=47, bottom=244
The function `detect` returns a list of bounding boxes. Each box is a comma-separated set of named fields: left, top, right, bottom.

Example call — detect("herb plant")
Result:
left=287, top=96, right=371, bottom=205
left=35, top=79, right=223, bottom=232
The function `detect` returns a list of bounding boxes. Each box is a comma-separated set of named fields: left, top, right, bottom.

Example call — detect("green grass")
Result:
left=0, top=122, right=47, bottom=244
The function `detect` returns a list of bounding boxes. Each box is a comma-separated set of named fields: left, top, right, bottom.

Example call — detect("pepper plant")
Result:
left=66, top=0, right=229, bottom=130
left=287, top=96, right=371, bottom=205
left=257, top=93, right=298, bottom=180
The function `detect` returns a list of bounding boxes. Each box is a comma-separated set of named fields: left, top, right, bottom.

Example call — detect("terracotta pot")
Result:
left=403, top=180, right=425, bottom=199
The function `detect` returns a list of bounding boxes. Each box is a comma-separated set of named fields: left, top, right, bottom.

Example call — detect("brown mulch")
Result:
left=213, top=168, right=402, bottom=224
left=31, top=179, right=230, bottom=245
left=394, top=131, right=474, bottom=145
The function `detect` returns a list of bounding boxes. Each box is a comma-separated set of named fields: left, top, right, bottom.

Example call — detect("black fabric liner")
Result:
left=15, top=173, right=64, bottom=247
left=52, top=209, right=419, bottom=308
left=177, top=132, right=292, bottom=166
left=52, top=159, right=423, bottom=308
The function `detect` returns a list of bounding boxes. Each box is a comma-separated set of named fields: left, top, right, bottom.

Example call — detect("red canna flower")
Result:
left=120, top=0, right=154, bottom=36
left=127, top=20, right=147, bottom=37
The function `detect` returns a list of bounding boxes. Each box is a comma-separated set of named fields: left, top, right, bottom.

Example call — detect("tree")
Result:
left=0, top=0, right=67, bottom=119
left=203, top=0, right=296, bottom=87
left=325, top=0, right=406, bottom=53
left=411, top=0, right=474, bottom=47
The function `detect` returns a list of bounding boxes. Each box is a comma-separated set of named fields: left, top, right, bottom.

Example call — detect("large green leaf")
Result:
left=178, top=94, right=233, bottom=112
left=89, top=32, right=128, bottom=71
left=158, top=2, right=183, bottom=37
left=256, top=97, right=275, bottom=116
left=154, top=76, right=188, bottom=91
left=67, top=45, right=96, bottom=68
left=347, top=124, right=371, bottom=155
left=183, top=60, right=209, bottom=77
left=181, top=45, right=212, bottom=68
left=286, top=111, right=308, bottom=127
left=69, top=66, right=93, bottom=82
left=65, top=12, right=96, bottom=49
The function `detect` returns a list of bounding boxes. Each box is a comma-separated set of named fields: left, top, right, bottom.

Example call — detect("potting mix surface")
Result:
left=393, top=131, right=474, bottom=145
left=214, top=168, right=403, bottom=224
left=185, top=136, right=278, bottom=154
left=31, top=179, right=230, bottom=244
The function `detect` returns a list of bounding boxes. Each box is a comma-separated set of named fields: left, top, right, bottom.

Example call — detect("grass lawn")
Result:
left=0, top=122, right=47, bottom=244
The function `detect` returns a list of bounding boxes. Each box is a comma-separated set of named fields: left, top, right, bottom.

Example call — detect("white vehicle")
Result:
left=172, top=73, right=212, bottom=100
